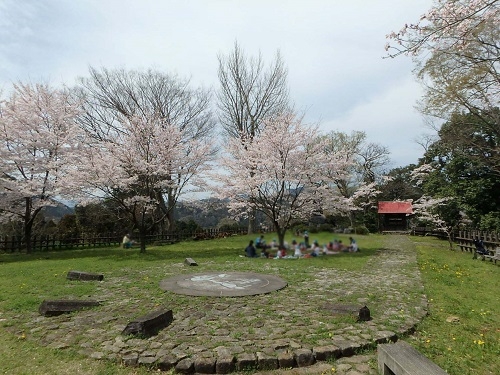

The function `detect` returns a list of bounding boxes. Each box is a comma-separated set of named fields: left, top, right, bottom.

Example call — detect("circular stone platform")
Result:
left=159, top=272, right=287, bottom=297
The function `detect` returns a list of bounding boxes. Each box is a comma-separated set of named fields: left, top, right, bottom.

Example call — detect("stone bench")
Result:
left=378, top=341, right=447, bottom=375
left=184, top=257, right=198, bottom=266
left=324, top=304, right=371, bottom=322
left=39, top=299, right=101, bottom=317
left=66, top=270, right=104, bottom=281
left=122, top=308, right=173, bottom=337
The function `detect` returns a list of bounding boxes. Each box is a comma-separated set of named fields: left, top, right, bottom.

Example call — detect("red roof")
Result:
left=378, top=201, right=413, bottom=214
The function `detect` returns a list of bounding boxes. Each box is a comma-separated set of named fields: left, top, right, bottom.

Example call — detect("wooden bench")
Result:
left=483, top=248, right=500, bottom=264
left=378, top=341, right=447, bottom=375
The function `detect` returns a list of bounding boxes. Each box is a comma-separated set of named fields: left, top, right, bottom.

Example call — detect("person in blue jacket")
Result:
left=245, top=240, right=258, bottom=257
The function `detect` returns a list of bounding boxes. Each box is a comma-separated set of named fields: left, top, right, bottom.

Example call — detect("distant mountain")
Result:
left=41, top=202, right=75, bottom=223
left=175, top=198, right=246, bottom=228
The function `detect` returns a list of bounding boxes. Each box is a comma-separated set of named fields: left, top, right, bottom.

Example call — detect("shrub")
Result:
left=318, top=223, right=334, bottom=232
left=354, top=225, right=369, bottom=235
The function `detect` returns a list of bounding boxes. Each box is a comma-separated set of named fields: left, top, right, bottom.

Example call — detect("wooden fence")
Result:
left=412, top=227, right=500, bottom=253
left=0, top=227, right=248, bottom=253
left=454, top=230, right=500, bottom=253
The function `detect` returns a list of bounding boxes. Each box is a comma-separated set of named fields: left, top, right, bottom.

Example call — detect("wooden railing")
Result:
left=411, top=227, right=500, bottom=254
left=454, top=230, right=500, bottom=254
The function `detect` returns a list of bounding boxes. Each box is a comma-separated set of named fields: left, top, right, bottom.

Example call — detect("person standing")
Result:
left=303, top=231, right=309, bottom=248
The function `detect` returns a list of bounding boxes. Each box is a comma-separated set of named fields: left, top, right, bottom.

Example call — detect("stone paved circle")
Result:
left=159, top=271, right=288, bottom=296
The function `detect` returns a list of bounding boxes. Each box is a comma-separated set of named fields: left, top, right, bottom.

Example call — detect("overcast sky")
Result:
left=0, top=0, right=435, bottom=168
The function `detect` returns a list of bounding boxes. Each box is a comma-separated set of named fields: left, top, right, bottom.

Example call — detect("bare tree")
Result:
left=217, top=41, right=291, bottom=233
left=217, top=41, right=290, bottom=139
left=73, top=67, right=216, bottom=231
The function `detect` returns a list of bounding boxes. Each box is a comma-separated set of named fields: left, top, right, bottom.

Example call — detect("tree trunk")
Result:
left=139, top=228, right=147, bottom=253
left=348, top=211, right=355, bottom=232
left=166, top=209, right=176, bottom=231
left=247, top=207, right=256, bottom=235
left=275, top=222, right=286, bottom=249
left=447, top=231, right=454, bottom=251
left=134, top=210, right=147, bottom=254
left=24, top=221, right=33, bottom=254
left=23, top=197, right=41, bottom=254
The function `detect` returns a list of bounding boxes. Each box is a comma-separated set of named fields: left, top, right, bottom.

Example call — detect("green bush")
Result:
left=318, top=223, right=334, bottom=232
left=354, top=225, right=369, bottom=235
left=479, top=212, right=500, bottom=231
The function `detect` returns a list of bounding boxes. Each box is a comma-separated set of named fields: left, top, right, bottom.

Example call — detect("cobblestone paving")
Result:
left=11, top=236, right=426, bottom=374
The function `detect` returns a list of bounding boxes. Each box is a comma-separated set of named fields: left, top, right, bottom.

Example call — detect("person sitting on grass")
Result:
left=270, top=238, right=278, bottom=249
left=255, top=235, right=266, bottom=249
left=309, top=240, right=321, bottom=257
left=348, top=237, right=359, bottom=252
left=323, top=241, right=340, bottom=255
left=122, top=233, right=132, bottom=249
left=292, top=240, right=303, bottom=257
left=245, top=240, right=258, bottom=257
left=275, top=246, right=287, bottom=258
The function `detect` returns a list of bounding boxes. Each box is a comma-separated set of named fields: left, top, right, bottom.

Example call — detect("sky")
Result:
left=0, top=0, right=436, bottom=169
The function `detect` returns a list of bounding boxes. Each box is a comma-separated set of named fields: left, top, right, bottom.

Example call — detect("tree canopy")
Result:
left=0, top=83, right=84, bottom=253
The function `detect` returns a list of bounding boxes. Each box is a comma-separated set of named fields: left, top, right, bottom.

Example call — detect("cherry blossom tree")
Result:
left=386, top=1, right=499, bottom=171
left=0, top=83, right=83, bottom=253
left=412, top=195, right=468, bottom=249
left=217, top=42, right=291, bottom=234
left=70, top=113, right=213, bottom=253
left=410, top=164, right=470, bottom=248
left=212, top=113, right=343, bottom=248
left=73, top=67, right=216, bottom=231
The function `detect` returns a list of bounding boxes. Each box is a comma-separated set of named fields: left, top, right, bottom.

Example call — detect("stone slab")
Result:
left=121, top=308, right=173, bottom=337
left=159, top=272, right=287, bottom=297
left=323, top=303, right=371, bottom=321
left=67, top=270, right=104, bottom=281
left=39, top=299, right=101, bottom=317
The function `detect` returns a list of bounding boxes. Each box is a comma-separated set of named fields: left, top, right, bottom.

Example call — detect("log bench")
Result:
left=39, top=299, right=101, bottom=317
left=122, top=308, right=173, bottom=337
left=378, top=341, right=447, bottom=375
left=66, top=270, right=104, bottom=281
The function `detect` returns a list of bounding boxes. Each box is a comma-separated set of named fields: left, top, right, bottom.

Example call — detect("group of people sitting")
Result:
left=244, top=235, right=359, bottom=258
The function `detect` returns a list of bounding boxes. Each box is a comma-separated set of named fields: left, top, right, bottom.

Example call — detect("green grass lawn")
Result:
left=0, top=233, right=498, bottom=375
left=409, top=236, right=499, bottom=375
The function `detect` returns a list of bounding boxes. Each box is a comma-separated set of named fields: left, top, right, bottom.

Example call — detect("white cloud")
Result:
left=320, top=76, right=428, bottom=168
left=0, top=0, right=435, bottom=167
